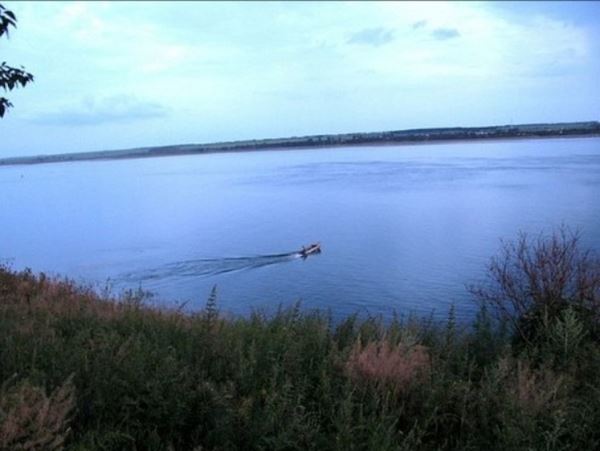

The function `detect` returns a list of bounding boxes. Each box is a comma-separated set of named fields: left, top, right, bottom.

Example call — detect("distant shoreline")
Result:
left=2, top=120, right=599, bottom=166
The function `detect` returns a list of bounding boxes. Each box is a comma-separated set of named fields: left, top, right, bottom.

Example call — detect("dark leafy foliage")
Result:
left=0, top=3, right=34, bottom=117
left=0, top=4, right=16, bottom=38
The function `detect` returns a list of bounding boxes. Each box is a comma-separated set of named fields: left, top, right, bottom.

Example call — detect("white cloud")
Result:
left=30, top=95, right=168, bottom=126
left=347, top=28, right=395, bottom=47
left=430, top=28, right=460, bottom=40
left=325, top=2, right=592, bottom=85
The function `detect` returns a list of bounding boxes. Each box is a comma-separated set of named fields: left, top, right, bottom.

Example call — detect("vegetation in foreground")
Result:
left=1, top=230, right=600, bottom=450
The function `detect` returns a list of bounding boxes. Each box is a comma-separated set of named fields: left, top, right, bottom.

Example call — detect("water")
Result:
left=1, top=137, right=599, bottom=320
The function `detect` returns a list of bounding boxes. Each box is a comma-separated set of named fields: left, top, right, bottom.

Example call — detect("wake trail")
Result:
left=120, top=251, right=304, bottom=283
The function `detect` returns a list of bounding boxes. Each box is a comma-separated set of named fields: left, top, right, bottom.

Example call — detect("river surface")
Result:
left=1, top=138, right=599, bottom=320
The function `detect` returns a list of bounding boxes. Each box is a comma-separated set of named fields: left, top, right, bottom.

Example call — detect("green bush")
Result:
left=2, top=238, right=600, bottom=450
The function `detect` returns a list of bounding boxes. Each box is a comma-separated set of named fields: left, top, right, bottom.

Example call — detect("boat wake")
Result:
left=120, top=251, right=304, bottom=283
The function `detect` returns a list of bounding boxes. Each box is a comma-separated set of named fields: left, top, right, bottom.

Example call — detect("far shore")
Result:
left=1, top=120, right=599, bottom=167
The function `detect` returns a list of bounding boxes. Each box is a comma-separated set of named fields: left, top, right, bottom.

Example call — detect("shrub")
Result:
left=470, top=227, right=600, bottom=346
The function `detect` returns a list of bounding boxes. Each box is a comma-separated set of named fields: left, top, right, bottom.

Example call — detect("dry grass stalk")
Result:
left=0, top=266, right=192, bottom=325
left=0, top=267, right=120, bottom=320
left=496, top=358, right=564, bottom=415
left=345, top=338, right=430, bottom=391
left=0, top=375, right=76, bottom=451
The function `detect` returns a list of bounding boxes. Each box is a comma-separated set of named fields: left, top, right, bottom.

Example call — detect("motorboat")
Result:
left=300, top=243, right=321, bottom=258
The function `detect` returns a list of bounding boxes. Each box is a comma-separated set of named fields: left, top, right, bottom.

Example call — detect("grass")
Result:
left=1, top=263, right=600, bottom=450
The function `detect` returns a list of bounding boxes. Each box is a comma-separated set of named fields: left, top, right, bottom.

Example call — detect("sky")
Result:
left=1, top=1, right=599, bottom=158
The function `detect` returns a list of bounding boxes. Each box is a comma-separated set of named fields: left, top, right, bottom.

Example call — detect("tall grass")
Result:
left=1, top=245, right=600, bottom=450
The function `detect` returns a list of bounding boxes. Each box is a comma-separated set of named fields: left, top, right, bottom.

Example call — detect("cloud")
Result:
left=31, top=95, right=168, bottom=126
left=347, top=27, right=395, bottom=47
left=409, top=18, right=460, bottom=41
left=431, top=27, right=461, bottom=40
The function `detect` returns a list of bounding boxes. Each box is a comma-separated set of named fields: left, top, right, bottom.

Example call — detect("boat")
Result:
left=300, top=243, right=321, bottom=258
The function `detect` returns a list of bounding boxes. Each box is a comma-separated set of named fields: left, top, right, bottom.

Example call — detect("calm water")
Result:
left=1, top=138, right=599, bottom=320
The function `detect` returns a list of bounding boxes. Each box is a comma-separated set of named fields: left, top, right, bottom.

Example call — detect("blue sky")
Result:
left=1, top=1, right=599, bottom=157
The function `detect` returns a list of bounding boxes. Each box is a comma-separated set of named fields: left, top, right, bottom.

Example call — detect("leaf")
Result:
left=4, top=10, right=16, bottom=22
left=0, top=6, right=33, bottom=119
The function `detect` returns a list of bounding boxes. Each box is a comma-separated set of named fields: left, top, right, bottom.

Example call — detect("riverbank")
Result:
left=2, top=120, right=599, bottom=166
left=2, top=252, right=600, bottom=449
